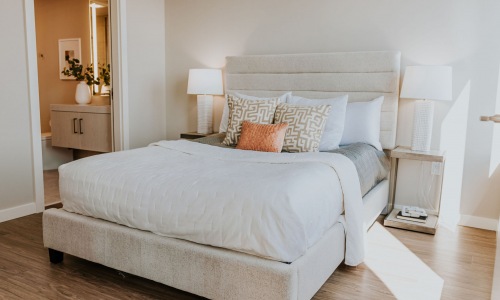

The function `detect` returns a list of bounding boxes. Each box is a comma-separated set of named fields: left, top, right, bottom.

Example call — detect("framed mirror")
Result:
left=90, top=0, right=110, bottom=96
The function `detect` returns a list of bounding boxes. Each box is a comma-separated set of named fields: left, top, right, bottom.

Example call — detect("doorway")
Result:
left=34, top=0, right=111, bottom=207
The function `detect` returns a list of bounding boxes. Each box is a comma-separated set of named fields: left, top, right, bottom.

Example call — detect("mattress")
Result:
left=195, top=133, right=390, bottom=196
left=60, top=140, right=365, bottom=265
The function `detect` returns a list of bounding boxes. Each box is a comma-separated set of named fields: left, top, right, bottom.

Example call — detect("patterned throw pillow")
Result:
left=274, top=103, right=331, bottom=152
left=223, top=95, right=281, bottom=146
left=236, top=121, right=288, bottom=153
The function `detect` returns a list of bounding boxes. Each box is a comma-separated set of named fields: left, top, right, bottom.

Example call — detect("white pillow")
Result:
left=340, top=96, right=384, bottom=150
left=219, top=92, right=292, bottom=133
left=287, top=95, right=348, bottom=151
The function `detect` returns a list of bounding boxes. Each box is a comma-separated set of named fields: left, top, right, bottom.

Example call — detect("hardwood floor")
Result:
left=43, top=170, right=60, bottom=206
left=0, top=213, right=495, bottom=299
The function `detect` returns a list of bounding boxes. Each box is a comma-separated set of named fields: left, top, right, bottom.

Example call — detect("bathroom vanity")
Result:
left=50, top=104, right=112, bottom=153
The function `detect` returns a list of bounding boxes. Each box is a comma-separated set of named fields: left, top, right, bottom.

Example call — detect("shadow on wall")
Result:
left=439, top=81, right=471, bottom=230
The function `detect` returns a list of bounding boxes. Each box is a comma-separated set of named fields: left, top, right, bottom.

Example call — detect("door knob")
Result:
left=480, top=115, right=500, bottom=123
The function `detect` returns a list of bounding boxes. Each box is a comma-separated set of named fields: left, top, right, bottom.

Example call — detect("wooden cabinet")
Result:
left=383, top=147, right=446, bottom=234
left=51, top=104, right=112, bottom=153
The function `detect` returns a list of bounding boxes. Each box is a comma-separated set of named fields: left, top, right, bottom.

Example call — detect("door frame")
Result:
left=109, top=0, right=129, bottom=151
left=24, top=0, right=129, bottom=212
left=24, top=0, right=44, bottom=213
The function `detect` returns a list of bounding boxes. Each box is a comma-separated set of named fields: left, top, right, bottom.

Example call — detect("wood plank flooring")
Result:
left=43, top=170, right=60, bottom=206
left=0, top=212, right=495, bottom=299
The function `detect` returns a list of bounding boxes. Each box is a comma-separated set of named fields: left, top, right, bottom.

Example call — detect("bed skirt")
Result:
left=43, top=209, right=345, bottom=300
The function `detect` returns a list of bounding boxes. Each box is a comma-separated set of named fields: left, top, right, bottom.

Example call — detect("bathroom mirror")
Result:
left=90, top=0, right=110, bottom=96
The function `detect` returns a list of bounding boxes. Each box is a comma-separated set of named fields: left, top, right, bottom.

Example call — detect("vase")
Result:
left=75, top=81, right=91, bottom=105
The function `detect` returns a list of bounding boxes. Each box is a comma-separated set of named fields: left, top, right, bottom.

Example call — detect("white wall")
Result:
left=165, top=0, right=500, bottom=229
left=0, top=0, right=41, bottom=220
left=126, top=0, right=167, bottom=148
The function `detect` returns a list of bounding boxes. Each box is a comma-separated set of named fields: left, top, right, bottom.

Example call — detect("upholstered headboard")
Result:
left=225, top=51, right=401, bottom=150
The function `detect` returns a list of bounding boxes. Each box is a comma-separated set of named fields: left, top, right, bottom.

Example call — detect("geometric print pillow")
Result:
left=274, top=103, right=331, bottom=152
left=223, top=95, right=281, bottom=146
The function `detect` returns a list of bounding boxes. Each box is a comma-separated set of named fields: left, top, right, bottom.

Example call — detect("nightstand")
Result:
left=180, top=132, right=212, bottom=140
left=384, top=147, right=446, bottom=234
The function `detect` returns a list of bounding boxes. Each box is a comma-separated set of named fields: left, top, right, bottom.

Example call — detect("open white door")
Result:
left=109, top=0, right=129, bottom=151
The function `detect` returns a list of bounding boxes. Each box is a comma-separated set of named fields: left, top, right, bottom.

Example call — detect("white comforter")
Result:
left=60, top=140, right=364, bottom=265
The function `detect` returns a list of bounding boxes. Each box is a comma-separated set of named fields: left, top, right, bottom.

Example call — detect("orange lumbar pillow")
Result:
left=236, top=121, right=288, bottom=153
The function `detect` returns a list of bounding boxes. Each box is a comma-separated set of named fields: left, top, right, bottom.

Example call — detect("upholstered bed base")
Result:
left=43, top=179, right=389, bottom=300
left=43, top=209, right=345, bottom=300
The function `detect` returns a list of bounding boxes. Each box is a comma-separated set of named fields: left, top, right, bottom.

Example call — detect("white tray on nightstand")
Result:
left=384, top=209, right=438, bottom=235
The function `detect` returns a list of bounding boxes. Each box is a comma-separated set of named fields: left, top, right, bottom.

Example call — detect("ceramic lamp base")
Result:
left=197, top=95, right=213, bottom=134
left=411, top=100, right=434, bottom=152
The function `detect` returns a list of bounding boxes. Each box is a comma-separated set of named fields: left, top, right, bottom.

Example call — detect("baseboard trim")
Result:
left=459, top=214, right=498, bottom=231
left=0, top=203, right=37, bottom=223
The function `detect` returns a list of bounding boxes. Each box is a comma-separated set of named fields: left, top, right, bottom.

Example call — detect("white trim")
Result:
left=459, top=214, right=498, bottom=231
left=23, top=0, right=45, bottom=213
left=0, top=203, right=37, bottom=223
left=110, top=0, right=129, bottom=151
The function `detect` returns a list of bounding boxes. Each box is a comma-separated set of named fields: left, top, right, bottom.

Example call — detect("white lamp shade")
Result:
left=187, top=69, right=223, bottom=95
left=400, top=66, right=452, bottom=101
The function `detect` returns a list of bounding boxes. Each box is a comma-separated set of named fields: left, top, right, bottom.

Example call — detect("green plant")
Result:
left=99, top=63, right=111, bottom=86
left=61, top=58, right=99, bottom=86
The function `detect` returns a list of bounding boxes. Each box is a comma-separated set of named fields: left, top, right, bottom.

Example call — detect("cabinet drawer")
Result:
left=51, top=111, right=81, bottom=149
left=79, top=112, right=112, bottom=152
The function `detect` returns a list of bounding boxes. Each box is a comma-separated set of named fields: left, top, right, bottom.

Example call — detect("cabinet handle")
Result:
left=79, top=118, right=83, bottom=134
left=73, top=118, right=78, bottom=134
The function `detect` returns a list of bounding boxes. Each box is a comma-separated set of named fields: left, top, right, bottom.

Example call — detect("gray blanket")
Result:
left=194, top=133, right=389, bottom=196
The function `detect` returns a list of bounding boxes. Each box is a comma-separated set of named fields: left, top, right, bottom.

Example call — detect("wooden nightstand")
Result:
left=384, top=147, right=446, bottom=234
left=180, top=132, right=212, bottom=140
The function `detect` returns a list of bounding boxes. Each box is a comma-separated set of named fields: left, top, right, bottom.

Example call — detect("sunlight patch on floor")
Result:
left=365, top=223, right=444, bottom=300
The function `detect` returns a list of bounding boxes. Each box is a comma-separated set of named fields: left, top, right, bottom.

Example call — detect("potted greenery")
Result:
left=98, top=63, right=111, bottom=95
left=61, top=58, right=99, bottom=104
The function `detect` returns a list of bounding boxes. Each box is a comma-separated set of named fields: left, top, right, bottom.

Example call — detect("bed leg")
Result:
left=48, top=248, right=64, bottom=264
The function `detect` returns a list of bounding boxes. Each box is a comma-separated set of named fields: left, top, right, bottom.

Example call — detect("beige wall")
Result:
left=0, top=0, right=37, bottom=211
left=165, top=0, right=500, bottom=226
left=35, top=0, right=91, bottom=133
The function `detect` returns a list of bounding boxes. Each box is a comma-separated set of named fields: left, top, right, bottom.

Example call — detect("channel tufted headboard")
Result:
left=225, top=51, right=401, bottom=150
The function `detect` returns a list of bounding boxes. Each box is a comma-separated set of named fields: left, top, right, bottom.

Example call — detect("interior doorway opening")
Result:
left=33, top=0, right=112, bottom=208
left=22, top=0, right=128, bottom=214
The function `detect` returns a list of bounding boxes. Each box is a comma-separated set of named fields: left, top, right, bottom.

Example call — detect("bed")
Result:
left=43, top=51, right=401, bottom=300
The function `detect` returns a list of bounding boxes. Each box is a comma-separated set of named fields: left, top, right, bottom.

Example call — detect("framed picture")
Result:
left=58, top=38, right=81, bottom=80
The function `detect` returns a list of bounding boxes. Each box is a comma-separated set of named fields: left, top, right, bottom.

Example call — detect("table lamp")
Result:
left=400, top=66, right=452, bottom=152
left=187, top=69, right=223, bottom=134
